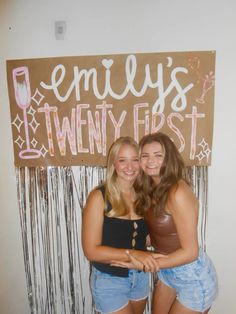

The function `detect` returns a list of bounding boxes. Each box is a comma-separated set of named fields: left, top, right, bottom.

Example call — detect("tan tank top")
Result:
left=144, top=208, right=181, bottom=254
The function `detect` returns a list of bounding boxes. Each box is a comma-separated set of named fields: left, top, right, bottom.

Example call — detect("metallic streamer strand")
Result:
left=16, top=165, right=208, bottom=314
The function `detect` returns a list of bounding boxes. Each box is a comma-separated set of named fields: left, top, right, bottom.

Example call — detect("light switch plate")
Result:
left=55, top=21, right=66, bottom=40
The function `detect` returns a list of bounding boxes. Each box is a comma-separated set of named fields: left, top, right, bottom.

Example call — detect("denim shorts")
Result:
left=157, top=250, right=218, bottom=312
left=90, top=267, right=149, bottom=314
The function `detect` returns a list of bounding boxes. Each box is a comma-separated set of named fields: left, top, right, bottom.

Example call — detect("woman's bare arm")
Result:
left=156, top=180, right=199, bottom=269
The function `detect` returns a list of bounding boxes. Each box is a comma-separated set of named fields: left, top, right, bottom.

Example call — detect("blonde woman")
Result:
left=82, top=137, right=161, bottom=314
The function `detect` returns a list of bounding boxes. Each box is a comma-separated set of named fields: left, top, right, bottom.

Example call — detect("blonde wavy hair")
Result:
left=104, top=136, right=140, bottom=217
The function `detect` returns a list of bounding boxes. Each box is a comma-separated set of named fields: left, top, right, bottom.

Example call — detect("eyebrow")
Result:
left=141, top=151, right=163, bottom=154
left=117, top=156, right=138, bottom=159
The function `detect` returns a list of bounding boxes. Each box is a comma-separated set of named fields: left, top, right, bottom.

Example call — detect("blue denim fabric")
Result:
left=157, top=250, right=218, bottom=312
left=90, top=267, right=149, bottom=314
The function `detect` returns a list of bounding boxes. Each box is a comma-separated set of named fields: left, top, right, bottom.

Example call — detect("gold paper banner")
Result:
left=7, top=51, right=215, bottom=166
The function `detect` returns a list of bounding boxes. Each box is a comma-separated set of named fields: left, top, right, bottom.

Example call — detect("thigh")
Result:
left=130, top=298, right=147, bottom=314
left=152, top=279, right=176, bottom=314
left=169, top=299, right=201, bottom=314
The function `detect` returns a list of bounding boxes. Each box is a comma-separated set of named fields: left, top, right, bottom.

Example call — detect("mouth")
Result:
left=124, top=171, right=137, bottom=176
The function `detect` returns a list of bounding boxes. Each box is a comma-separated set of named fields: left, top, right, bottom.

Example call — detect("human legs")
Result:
left=91, top=268, right=149, bottom=314
left=130, top=297, right=147, bottom=314
left=155, top=251, right=218, bottom=314
left=152, top=280, right=210, bottom=314
left=152, top=280, right=176, bottom=314
left=169, top=299, right=202, bottom=314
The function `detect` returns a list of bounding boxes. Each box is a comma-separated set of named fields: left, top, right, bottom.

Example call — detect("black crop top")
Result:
left=92, top=185, right=148, bottom=277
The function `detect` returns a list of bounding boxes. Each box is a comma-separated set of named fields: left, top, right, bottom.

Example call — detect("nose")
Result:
left=125, top=160, right=138, bottom=170
left=127, top=160, right=133, bottom=169
left=147, top=155, right=155, bottom=163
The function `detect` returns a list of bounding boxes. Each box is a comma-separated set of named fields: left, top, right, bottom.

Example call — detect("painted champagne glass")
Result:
left=196, top=71, right=215, bottom=104
left=13, top=66, right=41, bottom=158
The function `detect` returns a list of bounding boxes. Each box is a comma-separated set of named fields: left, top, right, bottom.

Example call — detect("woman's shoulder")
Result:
left=86, top=186, right=105, bottom=206
left=174, top=179, right=192, bottom=194
left=89, top=182, right=106, bottom=196
left=168, top=180, right=198, bottom=209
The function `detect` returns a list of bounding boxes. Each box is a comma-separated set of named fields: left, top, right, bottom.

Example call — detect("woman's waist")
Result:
left=150, top=233, right=181, bottom=254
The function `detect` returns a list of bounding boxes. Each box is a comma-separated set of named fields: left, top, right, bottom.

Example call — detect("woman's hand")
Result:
left=111, top=252, right=145, bottom=271
left=111, top=250, right=168, bottom=272
left=130, top=250, right=160, bottom=272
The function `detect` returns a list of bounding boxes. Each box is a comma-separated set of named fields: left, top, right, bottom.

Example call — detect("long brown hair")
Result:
left=134, top=132, right=186, bottom=216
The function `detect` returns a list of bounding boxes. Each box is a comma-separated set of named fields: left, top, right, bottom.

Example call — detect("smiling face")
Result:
left=140, top=141, right=165, bottom=183
left=114, top=144, right=140, bottom=185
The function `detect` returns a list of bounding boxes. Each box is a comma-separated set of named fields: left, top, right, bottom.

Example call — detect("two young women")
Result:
left=82, top=133, right=218, bottom=314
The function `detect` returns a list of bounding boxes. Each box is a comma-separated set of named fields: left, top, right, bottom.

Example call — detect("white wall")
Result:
left=0, top=1, right=236, bottom=313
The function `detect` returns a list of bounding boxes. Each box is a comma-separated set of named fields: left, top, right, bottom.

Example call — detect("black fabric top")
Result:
left=92, top=185, right=148, bottom=277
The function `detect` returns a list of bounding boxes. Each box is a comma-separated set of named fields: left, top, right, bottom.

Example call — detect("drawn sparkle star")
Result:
left=31, top=88, right=44, bottom=106
left=197, top=138, right=211, bottom=162
left=204, top=147, right=211, bottom=160
left=40, top=145, right=48, bottom=157
left=27, top=106, right=36, bottom=116
left=14, top=136, right=25, bottom=148
left=12, top=114, right=24, bottom=132
left=196, top=151, right=205, bottom=162
left=198, top=138, right=208, bottom=150
left=29, top=117, right=40, bottom=133
left=31, top=138, right=38, bottom=148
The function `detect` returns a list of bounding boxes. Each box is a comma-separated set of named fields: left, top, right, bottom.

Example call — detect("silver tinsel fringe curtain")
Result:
left=16, top=166, right=208, bottom=314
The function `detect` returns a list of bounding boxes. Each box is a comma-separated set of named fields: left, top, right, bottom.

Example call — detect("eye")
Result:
left=155, top=153, right=164, bottom=158
left=118, top=159, right=126, bottom=162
